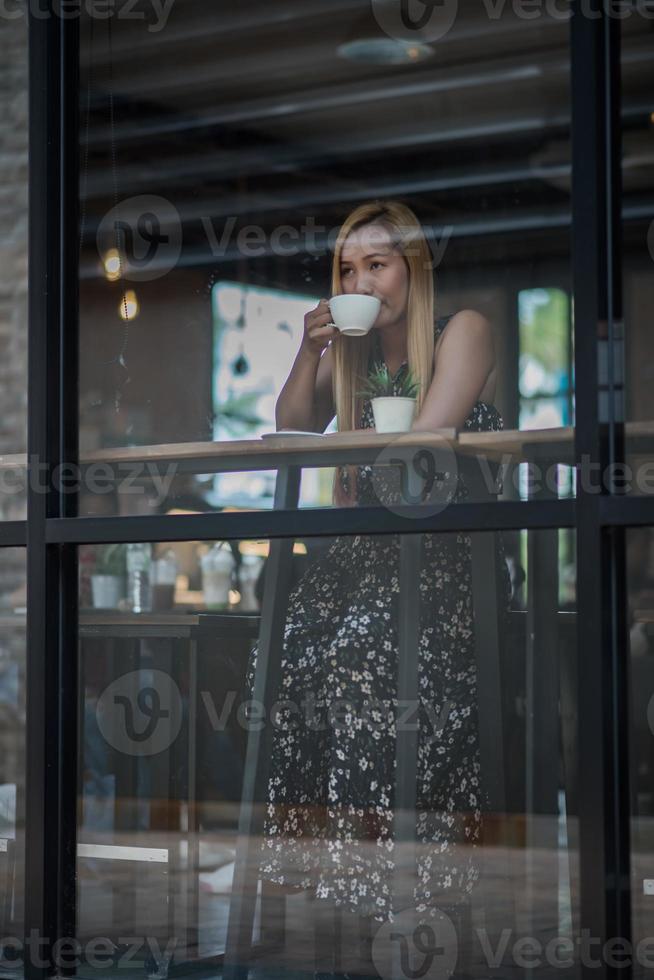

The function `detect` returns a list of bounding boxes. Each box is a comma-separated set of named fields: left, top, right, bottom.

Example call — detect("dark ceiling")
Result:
left=79, top=0, right=654, bottom=283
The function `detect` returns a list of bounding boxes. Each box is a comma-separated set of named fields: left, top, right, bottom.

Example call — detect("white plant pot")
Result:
left=371, top=397, right=416, bottom=434
left=91, top=574, right=123, bottom=609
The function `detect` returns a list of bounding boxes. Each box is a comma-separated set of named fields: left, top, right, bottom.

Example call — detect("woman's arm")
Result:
left=410, top=309, right=495, bottom=432
left=275, top=299, right=336, bottom=432
left=275, top=343, right=335, bottom=432
left=313, top=344, right=336, bottom=432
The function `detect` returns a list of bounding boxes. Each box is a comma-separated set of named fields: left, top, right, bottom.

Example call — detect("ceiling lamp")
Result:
left=118, top=290, right=139, bottom=321
left=337, top=37, right=434, bottom=65
left=103, top=248, right=121, bottom=282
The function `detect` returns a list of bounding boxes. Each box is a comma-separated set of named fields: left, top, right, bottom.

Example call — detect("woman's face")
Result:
left=338, top=222, right=409, bottom=330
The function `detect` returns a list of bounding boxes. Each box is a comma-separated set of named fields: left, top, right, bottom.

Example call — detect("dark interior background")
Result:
left=77, top=0, right=653, bottom=451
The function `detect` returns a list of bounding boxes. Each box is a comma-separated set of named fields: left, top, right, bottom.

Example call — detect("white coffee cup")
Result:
left=329, top=294, right=381, bottom=336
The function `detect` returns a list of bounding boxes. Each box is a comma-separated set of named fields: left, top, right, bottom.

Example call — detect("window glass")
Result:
left=626, top=527, right=654, bottom=975
left=622, top=14, right=654, bottom=496
left=79, top=3, right=573, bottom=516
left=77, top=530, right=577, bottom=978
left=0, top=549, right=26, bottom=979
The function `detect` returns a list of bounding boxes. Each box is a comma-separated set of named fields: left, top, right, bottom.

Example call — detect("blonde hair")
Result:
left=329, top=200, right=436, bottom=506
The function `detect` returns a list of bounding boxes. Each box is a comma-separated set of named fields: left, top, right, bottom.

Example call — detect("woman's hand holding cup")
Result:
left=301, top=299, right=337, bottom=358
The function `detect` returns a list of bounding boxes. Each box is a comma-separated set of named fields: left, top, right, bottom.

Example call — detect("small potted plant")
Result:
left=91, top=544, right=127, bottom=609
left=358, top=361, right=421, bottom=433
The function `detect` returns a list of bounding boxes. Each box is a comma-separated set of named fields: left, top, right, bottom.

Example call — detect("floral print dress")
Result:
left=245, top=313, right=512, bottom=923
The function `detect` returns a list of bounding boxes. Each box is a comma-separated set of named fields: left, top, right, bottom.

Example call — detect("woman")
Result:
left=245, top=200, right=511, bottom=974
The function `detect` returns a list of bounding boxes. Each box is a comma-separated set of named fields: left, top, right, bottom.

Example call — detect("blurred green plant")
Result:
left=94, top=543, right=128, bottom=576
left=213, top=391, right=266, bottom=437
left=357, top=361, right=420, bottom=400
left=519, top=288, right=570, bottom=379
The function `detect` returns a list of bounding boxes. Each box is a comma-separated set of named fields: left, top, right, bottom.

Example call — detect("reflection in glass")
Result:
left=627, top=528, right=654, bottom=980
left=211, top=281, right=332, bottom=509
left=79, top=2, right=573, bottom=516
left=622, top=16, right=654, bottom=495
left=519, top=287, right=573, bottom=430
left=0, top=550, right=26, bottom=978
left=77, top=533, right=577, bottom=978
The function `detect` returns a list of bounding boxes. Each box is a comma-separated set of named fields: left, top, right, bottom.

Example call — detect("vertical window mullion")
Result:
left=571, top=4, right=631, bottom=977
left=25, top=4, right=79, bottom=978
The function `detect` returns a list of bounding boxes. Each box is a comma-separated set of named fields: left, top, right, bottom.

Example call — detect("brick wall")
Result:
left=0, top=14, right=28, bottom=606
left=0, top=16, right=28, bottom=467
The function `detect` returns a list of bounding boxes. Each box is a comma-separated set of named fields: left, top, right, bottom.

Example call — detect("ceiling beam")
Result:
left=79, top=199, right=654, bottom=280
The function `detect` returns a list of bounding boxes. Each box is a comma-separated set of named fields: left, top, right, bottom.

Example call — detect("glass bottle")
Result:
left=126, top=542, right=152, bottom=613
left=200, top=542, right=234, bottom=611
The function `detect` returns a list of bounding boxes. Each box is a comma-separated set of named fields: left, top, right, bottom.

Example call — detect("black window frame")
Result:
left=9, top=4, right=642, bottom=979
